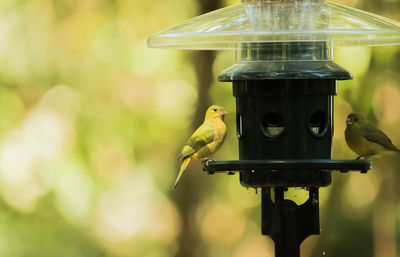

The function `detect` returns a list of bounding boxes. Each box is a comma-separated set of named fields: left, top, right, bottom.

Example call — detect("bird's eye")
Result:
left=213, top=108, right=217, bottom=112
left=354, top=118, right=358, bottom=122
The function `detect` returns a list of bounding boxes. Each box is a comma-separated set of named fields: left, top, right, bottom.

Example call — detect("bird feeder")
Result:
left=148, top=0, right=400, bottom=256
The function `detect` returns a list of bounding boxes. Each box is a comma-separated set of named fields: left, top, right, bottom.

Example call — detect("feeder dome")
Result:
left=147, top=0, right=400, bottom=50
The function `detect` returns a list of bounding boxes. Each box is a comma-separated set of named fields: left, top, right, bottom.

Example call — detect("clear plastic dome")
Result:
left=147, top=0, right=400, bottom=50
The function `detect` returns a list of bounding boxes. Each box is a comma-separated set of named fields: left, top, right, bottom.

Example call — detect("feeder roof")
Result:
left=147, top=0, right=400, bottom=50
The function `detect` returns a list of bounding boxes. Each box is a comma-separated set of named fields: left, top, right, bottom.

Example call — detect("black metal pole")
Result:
left=275, top=187, right=300, bottom=257
left=261, top=187, right=321, bottom=257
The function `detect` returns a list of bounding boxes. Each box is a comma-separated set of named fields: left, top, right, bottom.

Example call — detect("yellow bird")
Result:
left=345, top=113, right=400, bottom=159
left=174, top=105, right=227, bottom=189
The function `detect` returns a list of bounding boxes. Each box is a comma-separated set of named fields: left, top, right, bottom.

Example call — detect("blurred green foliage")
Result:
left=0, top=0, right=399, bottom=257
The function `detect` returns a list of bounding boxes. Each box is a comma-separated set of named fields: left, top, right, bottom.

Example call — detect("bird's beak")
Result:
left=346, top=118, right=352, bottom=125
left=222, top=109, right=228, bottom=115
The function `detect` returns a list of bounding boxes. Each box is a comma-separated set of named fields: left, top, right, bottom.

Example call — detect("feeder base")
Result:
left=203, top=159, right=371, bottom=187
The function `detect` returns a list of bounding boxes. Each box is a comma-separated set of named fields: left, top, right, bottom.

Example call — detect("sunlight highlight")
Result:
left=0, top=85, right=76, bottom=213
left=342, top=173, right=380, bottom=219
left=92, top=173, right=181, bottom=253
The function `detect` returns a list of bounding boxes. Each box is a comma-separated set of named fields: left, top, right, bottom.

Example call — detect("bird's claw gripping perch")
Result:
left=201, top=158, right=216, bottom=166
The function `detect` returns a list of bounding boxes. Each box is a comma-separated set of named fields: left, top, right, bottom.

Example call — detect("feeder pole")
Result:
left=262, top=187, right=321, bottom=257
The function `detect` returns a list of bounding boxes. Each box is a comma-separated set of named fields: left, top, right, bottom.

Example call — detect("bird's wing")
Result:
left=178, top=122, right=216, bottom=159
left=363, top=125, right=399, bottom=151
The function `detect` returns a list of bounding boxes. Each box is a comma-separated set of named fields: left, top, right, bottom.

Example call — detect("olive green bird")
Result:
left=345, top=113, right=400, bottom=159
left=174, top=105, right=227, bottom=189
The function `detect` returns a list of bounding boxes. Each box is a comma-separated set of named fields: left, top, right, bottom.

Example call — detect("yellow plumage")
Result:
left=174, top=105, right=227, bottom=189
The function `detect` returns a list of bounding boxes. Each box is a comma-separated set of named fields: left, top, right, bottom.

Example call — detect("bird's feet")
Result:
left=356, top=155, right=373, bottom=161
left=201, top=158, right=216, bottom=166
left=365, top=155, right=373, bottom=161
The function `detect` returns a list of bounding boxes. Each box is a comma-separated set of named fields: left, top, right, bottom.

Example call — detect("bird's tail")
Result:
left=173, top=158, right=191, bottom=189
left=390, top=144, right=400, bottom=152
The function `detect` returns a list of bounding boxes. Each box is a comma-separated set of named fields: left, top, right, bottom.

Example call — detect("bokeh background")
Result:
left=0, top=0, right=400, bottom=256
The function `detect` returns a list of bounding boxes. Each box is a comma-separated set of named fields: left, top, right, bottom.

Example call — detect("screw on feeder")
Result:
left=148, top=0, right=400, bottom=256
